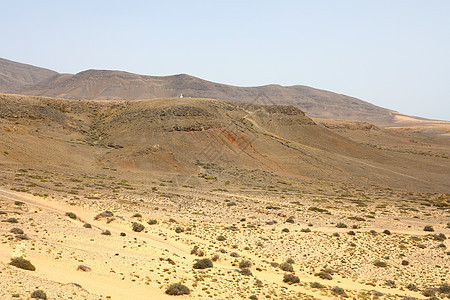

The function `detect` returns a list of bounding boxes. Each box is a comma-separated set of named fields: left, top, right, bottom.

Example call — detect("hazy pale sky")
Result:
left=2, top=1, right=449, bottom=120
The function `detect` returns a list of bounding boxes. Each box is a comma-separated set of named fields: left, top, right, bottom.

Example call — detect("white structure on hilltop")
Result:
left=180, top=94, right=183, bottom=98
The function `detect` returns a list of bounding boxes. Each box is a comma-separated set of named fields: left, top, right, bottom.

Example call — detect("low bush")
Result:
left=101, top=230, right=111, bottom=235
left=132, top=222, right=144, bottom=232
left=285, top=216, right=294, bottom=223
left=83, top=223, right=92, bottom=228
left=336, top=223, right=347, bottom=228
left=148, top=219, right=157, bottom=225
left=239, top=259, right=252, bottom=269
left=283, top=274, right=300, bottom=284
left=10, top=228, right=24, bottom=234
left=331, top=286, right=345, bottom=295
left=423, top=225, right=434, bottom=232
left=374, top=260, right=387, bottom=267
left=165, top=283, right=190, bottom=295
left=238, top=268, right=252, bottom=276
left=279, top=262, right=294, bottom=272
left=65, top=212, right=77, bottom=219
left=217, top=235, right=226, bottom=241
left=193, top=258, right=213, bottom=269
left=310, top=282, right=325, bottom=289
left=31, top=289, right=47, bottom=299
left=315, top=271, right=333, bottom=280
left=9, top=257, right=36, bottom=271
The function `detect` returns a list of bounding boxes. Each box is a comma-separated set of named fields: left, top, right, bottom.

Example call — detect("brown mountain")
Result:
left=11, top=68, right=396, bottom=124
left=0, top=57, right=58, bottom=92
left=1, top=93, right=448, bottom=192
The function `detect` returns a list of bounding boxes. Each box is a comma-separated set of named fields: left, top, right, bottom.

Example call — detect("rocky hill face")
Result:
left=1, top=94, right=448, bottom=192
left=0, top=58, right=58, bottom=92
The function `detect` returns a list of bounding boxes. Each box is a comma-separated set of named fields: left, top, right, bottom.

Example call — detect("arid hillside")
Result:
left=0, top=58, right=58, bottom=92
left=0, top=94, right=449, bottom=300
left=0, top=94, right=448, bottom=193
left=0, top=63, right=396, bottom=123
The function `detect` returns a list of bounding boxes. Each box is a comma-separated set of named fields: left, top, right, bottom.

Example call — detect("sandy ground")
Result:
left=1, top=169, right=448, bottom=299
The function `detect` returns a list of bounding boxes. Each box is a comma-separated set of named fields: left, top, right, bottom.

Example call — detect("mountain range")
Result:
left=0, top=57, right=398, bottom=124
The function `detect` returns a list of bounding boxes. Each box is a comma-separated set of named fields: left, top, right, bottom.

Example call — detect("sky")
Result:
left=1, top=0, right=449, bottom=120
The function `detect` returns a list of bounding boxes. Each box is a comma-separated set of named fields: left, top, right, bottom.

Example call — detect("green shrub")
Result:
left=94, top=211, right=113, bottom=220
left=315, top=271, right=333, bottom=280
left=374, top=260, right=387, bottom=267
left=10, top=257, right=36, bottom=271
left=101, top=230, right=111, bottom=235
left=132, top=213, right=142, bottom=218
left=238, top=268, right=252, bottom=276
left=283, top=274, right=300, bottom=284
left=147, top=219, right=157, bottom=225
left=5, top=218, right=18, bottom=223
left=422, top=288, right=435, bottom=297
left=438, top=282, right=450, bottom=294
left=132, top=222, right=144, bottom=232
left=336, top=223, right=347, bottom=228
left=285, top=216, right=294, bottom=223
left=65, top=212, right=77, bottom=219
left=193, top=258, right=213, bottom=269
left=239, top=259, right=252, bottom=269
left=175, top=227, right=184, bottom=233
left=10, top=228, right=24, bottom=234
left=281, top=228, right=290, bottom=233
left=279, top=262, right=294, bottom=272
left=217, top=235, right=226, bottom=241
left=83, top=223, right=92, bottom=228
left=331, top=286, right=345, bottom=295
left=423, top=225, right=434, bottom=232
left=310, top=282, right=325, bottom=289
left=165, top=283, right=190, bottom=295
left=285, top=258, right=295, bottom=264
left=31, top=289, right=47, bottom=299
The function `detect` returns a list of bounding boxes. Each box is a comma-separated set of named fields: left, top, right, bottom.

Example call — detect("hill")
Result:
left=1, top=93, right=448, bottom=192
left=0, top=58, right=58, bottom=92
left=13, top=69, right=395, bottom=123
left=0, top=93, right=449, bottom=299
